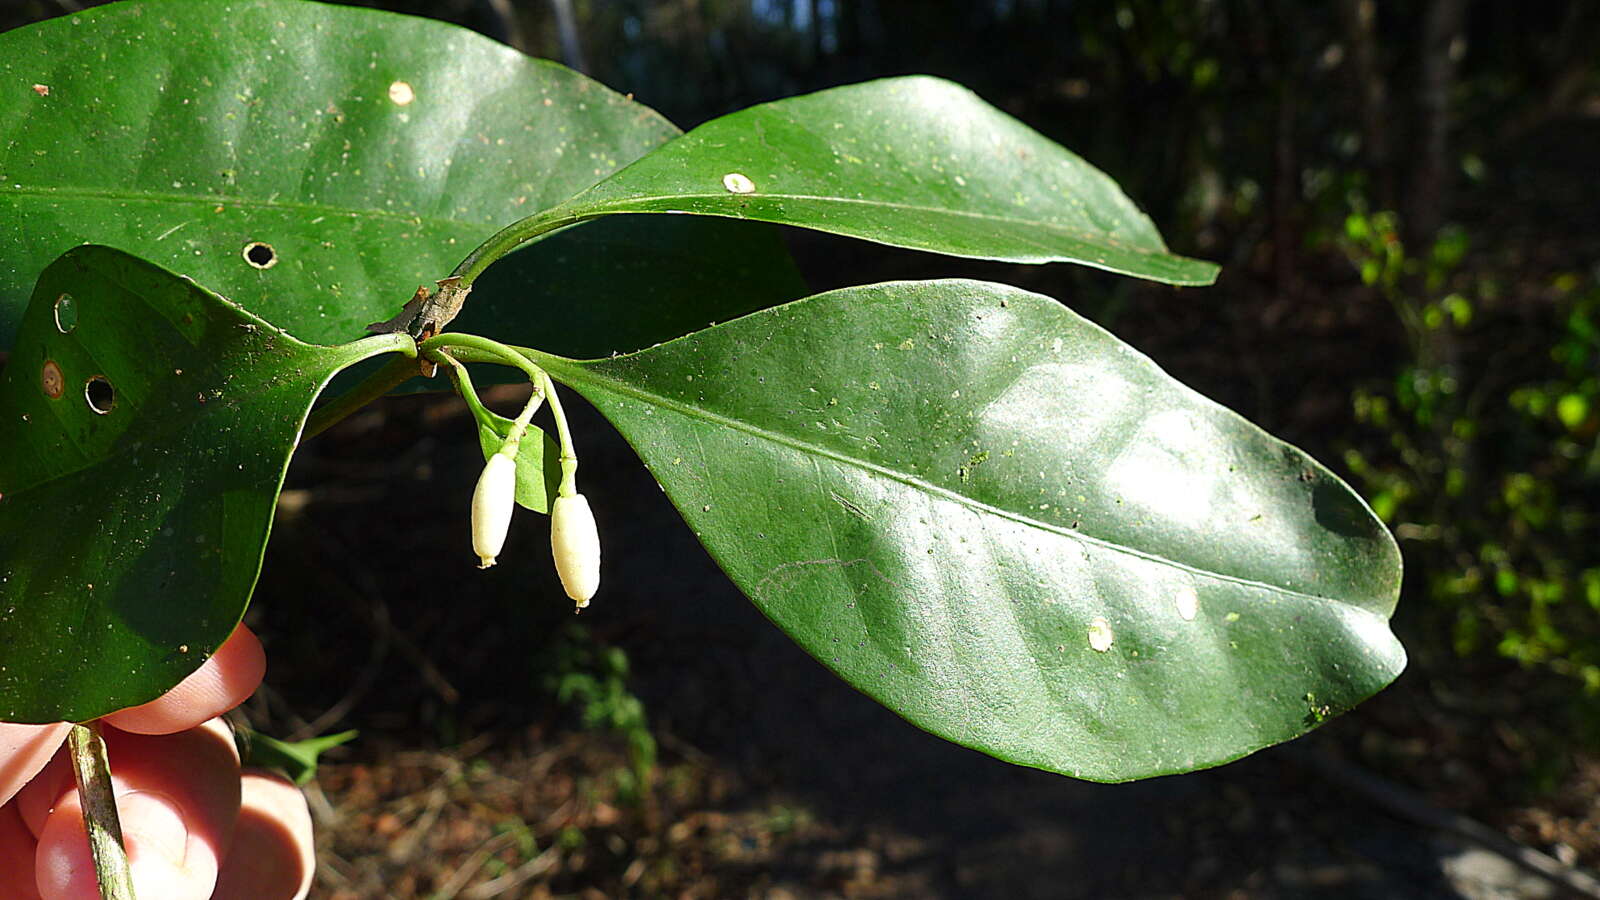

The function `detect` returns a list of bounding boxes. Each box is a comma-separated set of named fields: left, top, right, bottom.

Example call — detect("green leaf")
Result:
left=0, top=0, right=804, bottom=351
left=239, top=728, right=358, bottom=786
left=532, top=76, right=1217, bottom=286
left=477, top=414, right=563, bottom=514
left=0, top=245, right=411, bottom=723
left=526, top=279, right=1402, bottom=781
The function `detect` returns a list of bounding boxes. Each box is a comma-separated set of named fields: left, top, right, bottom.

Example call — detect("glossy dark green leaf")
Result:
left=532, top=77, right=1217, bottom=286
left=0, top=246, right=410, bottom=723
left=527, top=279, right=1402, bottom=781
left=0, top=0, right=803, bottom=351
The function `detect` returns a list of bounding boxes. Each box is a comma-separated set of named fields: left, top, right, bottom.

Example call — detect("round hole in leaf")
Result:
left=242, top=241, right=278, bottom=269
left=84, top=375, right=115, bottom=414
left=53, top=293, right=77, bottom=333
left=40, top=360, right=64, bottom=399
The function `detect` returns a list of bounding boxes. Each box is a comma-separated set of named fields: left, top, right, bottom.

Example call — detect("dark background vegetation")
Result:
left=9, top=0, right=1600, bottom=896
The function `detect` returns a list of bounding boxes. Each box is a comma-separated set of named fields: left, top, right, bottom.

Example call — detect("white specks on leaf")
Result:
left=388, top=80, right=414, bottom=105
left=722, top=172, right=756, bottom=194
left=1087, top=616, right=1114, bottom=652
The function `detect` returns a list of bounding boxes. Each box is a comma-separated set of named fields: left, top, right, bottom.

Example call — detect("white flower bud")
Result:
left=550, top=493, right=600, bottom=607
left=471, top=451, right=517, bottom=568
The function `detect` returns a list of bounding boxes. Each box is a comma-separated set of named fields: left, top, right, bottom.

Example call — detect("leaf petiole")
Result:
left=68, top=723, right=137, bottom=900
left=447, top=210, right=586, bottom=290
left=302, top=336, right=421, bottom=440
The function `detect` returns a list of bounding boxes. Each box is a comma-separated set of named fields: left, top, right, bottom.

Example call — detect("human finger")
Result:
left=102, top=625, right=265, bottom=735
left=0, top=802, right=44, bottom=900
left=211, top=771, right=315, bottom=900
left=0, top=722, right=71, bottom=808
left=30, top=720, right=241, bottom=900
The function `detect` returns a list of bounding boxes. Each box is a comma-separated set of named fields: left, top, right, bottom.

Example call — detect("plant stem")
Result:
left=303, top=351, right=421, bottom=441
left=442, top=347, right=547, bottom=444
left=448, top=209, right=586, bottom=289
left=424, top=335, right=579, bottom=494
left=68, top=723, right=137, bottom=900
left=437, top=352, right=496, bottom=428
left=506, top=376, right=547, bottom=444
left=421, top=333, right=543, bottom=380
left=539, top=369, right=579, bottom=496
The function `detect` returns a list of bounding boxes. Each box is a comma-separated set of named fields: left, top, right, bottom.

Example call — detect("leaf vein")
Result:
left=556, top=363, right=1360, bottom=610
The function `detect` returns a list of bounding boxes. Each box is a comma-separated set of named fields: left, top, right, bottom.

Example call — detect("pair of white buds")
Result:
left=471, top=442, right=600, bottom=609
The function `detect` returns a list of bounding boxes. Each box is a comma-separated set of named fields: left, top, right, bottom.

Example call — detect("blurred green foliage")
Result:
left=1341, top=210, right=1600, bottom=697
left=543, top=623, right=657, bottom=801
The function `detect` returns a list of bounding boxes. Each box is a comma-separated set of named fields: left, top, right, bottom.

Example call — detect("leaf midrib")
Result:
left=3, top=337, right=400, bottom=500
left=1, top=184, right=497, bottom=231
left=579, top=193, right=1178, bottom=258
left=551, top=359, right=1375, bottom=613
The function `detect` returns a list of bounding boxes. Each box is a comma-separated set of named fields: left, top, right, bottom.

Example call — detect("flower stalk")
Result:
left=427, top=335, right=601, bottom=607
left=465, top=362, right=546, bottom=569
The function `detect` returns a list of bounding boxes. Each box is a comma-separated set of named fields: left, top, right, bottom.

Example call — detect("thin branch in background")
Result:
left=548, top=0, right=588, bottom=74
left=1406, top=0, right=1465, bottom=245
left=1500, top=4, right=1600, bottom=142
left=1336, top=0, right=1393, bottom=209
left=1292, top=744, right=1600, bottom=900
left=478, top=0, right=527, bottom=52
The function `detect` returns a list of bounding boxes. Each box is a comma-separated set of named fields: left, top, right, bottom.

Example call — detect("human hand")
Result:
left=0, top=624, right=316, bottom=899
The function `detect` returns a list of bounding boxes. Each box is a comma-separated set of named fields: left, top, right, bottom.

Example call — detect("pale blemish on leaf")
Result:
left=1175, top=585, right=1199, bottom=621
left=40, top=360, right=64, bottom=399
left=388, top=80, right=414, bottom=105
left=722, top=172, right=756, bottom=194
left=1087, top=616, right=1114, bottom=652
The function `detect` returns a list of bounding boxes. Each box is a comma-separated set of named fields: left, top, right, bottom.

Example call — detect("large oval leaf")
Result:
left=0, top=0, right=803, bottom=350
left=526, top=279, right=1402, bottom=781
left=0, top=245, right=411, bottom=723
left=530, top=76, right=1218, bottom=286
